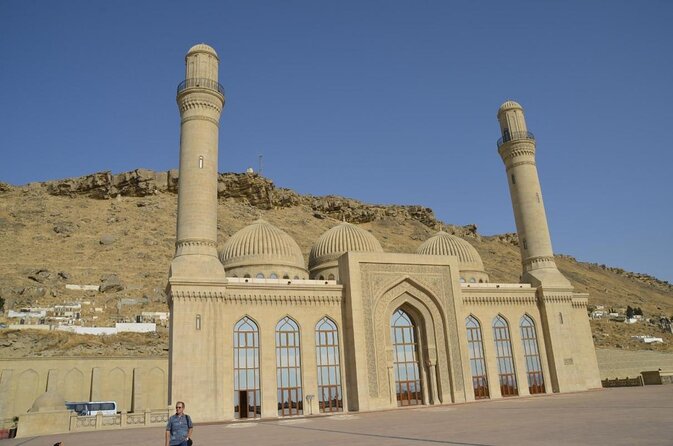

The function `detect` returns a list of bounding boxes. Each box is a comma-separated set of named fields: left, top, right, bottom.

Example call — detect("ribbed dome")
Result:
left=417, top=231, right=485, bottom=271
left=219, top=220, right=305, bottom=272
left=187, top=43, right=218, bottom=57
left=497, top=100, right=522, bottom=116
left=309, top=222, right=383, bottom=270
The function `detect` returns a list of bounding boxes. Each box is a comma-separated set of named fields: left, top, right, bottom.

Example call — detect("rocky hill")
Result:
left=0, top=169, right=671, bottom=357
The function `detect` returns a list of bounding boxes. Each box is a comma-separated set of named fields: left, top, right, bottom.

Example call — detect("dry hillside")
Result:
left=0, top=169, right=671, bottom=357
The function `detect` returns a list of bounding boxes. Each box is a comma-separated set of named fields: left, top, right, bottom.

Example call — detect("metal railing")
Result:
left=177, top=78, right=225, bottom=96
left=497, top=131, right=535, bottom=148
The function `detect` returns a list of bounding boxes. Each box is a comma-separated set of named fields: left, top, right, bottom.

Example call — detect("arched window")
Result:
left=391, top=309, right=422, bottom=406
left=315, top=317, right=343, bottom=412
left=293, top=276, right=299, bottom=280
left=466, top=316, right=489, bottom=399
left=276, top=317, right=303, bottom=416
left=243, top=274, right=251, bottom=278
left=270, top=273, right=278, bottom=279
left=256, top=273, right=265, bottom=279
left=283, top=274, right=290, bottom=279
left=459, top=277, right=466, bottom=283
left=234, top=317, right=260, bottom=418
left=493, top=315, right=518, bottom=397
left=469, top=278, right=476, bottom=283
left=520, top=315, right=545, bottom=394
left=327, top=274, right=335, bottom=281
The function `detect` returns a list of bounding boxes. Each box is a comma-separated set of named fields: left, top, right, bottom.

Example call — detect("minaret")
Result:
left=497, top=101, right=604, bottom=394
left=497, top=101, right=570, bottom=288
left=170, top=43, right=226, bottom=280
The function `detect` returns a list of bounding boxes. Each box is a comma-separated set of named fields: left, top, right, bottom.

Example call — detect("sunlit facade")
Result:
left=167, top=44, right=603, bottom=422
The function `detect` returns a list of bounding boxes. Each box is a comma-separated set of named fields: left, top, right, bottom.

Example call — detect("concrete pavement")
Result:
left=6, top=386, right=673, bottom=446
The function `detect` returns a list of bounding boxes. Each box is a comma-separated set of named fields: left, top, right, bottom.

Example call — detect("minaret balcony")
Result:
left=497, top=131, right=535, bottom=148
left=177, top=78, right=225, bottom=96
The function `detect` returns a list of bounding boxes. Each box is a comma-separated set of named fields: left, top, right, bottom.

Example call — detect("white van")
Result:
left=66, top=401, right=117, bottom=416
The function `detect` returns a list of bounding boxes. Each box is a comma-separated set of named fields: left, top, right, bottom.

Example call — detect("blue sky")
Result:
left=1, top=0, right=672, bottom=283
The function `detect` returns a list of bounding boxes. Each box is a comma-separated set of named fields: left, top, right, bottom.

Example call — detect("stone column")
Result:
left=427, top=361, right=439, bottom=404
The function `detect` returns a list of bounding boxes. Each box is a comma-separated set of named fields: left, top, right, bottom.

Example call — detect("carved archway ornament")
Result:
left=369, top=277, right=461, bottom=404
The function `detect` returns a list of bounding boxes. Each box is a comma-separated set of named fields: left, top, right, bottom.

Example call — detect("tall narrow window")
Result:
left=198, top=156, right=204, bottom=169
left=493, top=315, right=518, bottom=397
left=315, top=317, right=343, bottom=413
left=511, top=174, right=516, bottom=185
left=276, top=317, right=303, bottom=416
left=234, top=317, right=260, bottom=418
left=466, top=316, right=489, bottom=399
left=391, top=309, right=422, bottom=406
left=520, top=315, right=545, bottom=394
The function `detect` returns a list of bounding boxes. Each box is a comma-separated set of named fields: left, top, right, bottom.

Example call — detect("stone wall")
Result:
left=0, top=357, right=167, bottom=422
left=595, top=348, right=673, bottom=379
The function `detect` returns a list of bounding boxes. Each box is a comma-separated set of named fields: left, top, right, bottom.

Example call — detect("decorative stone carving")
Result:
left=462, top=295, right=537, bottom=305
left=358, top=263, right=462, bottom=401
left=523, top=256, right=557, bottom=271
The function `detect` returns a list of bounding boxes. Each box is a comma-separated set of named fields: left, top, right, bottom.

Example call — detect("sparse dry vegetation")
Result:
left=0, top=171, right=671, bottom=357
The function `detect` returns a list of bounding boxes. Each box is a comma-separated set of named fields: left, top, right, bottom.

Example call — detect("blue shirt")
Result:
left=166, top=413, right=192, bottom=446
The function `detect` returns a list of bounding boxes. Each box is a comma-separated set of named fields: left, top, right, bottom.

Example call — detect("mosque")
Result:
left=167, top=44, right=601, bottom=422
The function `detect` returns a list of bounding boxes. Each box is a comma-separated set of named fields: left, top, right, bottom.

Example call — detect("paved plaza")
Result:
left=7, top=386, right=673, bottom=446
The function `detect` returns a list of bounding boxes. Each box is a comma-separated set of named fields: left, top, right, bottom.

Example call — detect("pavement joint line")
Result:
left=225, top=423, right=257, bottom=428
left=268, top=423, right=495, bottom=446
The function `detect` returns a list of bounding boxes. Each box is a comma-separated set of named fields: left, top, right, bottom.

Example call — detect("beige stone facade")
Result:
left=167, top=44, right=602, bottom=423
left=0, top=357, right=168, bottom=424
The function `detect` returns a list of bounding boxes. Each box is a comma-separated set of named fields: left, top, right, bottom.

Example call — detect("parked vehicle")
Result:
left=65, top=401, right=117, bottom=416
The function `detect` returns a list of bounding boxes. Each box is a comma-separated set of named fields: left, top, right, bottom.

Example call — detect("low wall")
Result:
left=595, top=348, right=673, bottom=379
left=0, top=357, right=168, bottom=423
left=15, top=409, right=170, bottom=438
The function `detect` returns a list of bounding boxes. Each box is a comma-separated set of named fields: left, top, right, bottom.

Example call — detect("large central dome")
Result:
left=309, top=222, right=383, bottom=280
left=219, top=219, right=307, bottom=279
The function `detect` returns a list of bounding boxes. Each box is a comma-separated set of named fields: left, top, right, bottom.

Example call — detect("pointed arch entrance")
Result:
left=367, top=276, right=459, bottom=409
left=391, top=308, right=423, bottom=406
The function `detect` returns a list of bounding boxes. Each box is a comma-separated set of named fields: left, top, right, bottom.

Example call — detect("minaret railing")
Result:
left=177, top=78, right=225, bottom=95
left=497, top=131, right=535, bottom=148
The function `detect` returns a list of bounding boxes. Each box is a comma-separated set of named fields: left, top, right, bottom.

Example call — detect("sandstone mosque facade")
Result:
left=168, top=44, right=601, bottom=422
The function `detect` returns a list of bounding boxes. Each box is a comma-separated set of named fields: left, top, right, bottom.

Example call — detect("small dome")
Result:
left=497, top=100, right=523, bottom=116
left=309, top=222, right=383, bottom=270
left=219, top=220, right=306, bottom=275
left=187, top=43, right=218, bottom=57
left=417, top=231, right=486, bottom=274
left=30, top=390, right=66, bottom=413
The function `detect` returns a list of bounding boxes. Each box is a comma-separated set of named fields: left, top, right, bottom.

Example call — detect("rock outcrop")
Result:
left=40, top=170, right=445, bottom=229
left=44, top=169, right=170, bottom=199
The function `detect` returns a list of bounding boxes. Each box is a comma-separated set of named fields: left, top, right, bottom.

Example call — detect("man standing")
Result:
left=165, top=401, right=193, bottom=446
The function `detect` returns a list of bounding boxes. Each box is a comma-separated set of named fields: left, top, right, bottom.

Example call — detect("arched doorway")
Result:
left=391, top=308, right=423, bottom=406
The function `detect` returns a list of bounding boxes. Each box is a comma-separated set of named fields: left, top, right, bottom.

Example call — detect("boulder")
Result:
left=28, top=269, right=54, bottom=283
left=100, top=274, right=124, bottom=293
left=99, top=234, right=117, bottom=245
left=53, top=221, right=77, bottom=235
